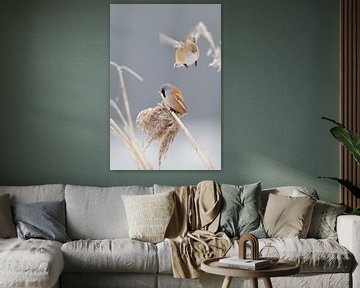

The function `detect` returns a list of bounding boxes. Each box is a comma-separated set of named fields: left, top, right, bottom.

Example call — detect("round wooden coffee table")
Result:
left=201, top=257, right=300, bottom=288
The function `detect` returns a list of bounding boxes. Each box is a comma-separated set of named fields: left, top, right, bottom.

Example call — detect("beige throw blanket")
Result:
left=165, top=181, right=231, bottom=278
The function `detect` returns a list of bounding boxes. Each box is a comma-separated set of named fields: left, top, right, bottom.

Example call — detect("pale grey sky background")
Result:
left=110, top=4, right=221, bottom=170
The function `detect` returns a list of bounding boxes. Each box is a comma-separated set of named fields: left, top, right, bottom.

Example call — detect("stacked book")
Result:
left=218, top=257, right=271, bottom=270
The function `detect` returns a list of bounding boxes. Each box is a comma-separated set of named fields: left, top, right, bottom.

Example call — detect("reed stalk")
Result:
left=110, top=61, right=152, bottom=170
left=164, top=104, right=214, bottom=170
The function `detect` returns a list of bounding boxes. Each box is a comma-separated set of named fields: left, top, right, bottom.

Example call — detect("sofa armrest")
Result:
left=337, top=215, right=360, bottom=288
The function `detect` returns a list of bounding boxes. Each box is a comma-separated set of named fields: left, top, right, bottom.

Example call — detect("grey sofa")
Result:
left=0, top=184, right=359, bottom=288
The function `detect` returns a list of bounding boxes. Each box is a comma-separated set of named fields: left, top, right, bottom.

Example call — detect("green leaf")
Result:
left=351, top=208, right=360, bottom=215
left=321, top=116, right=344, bottom=127
left=322, top=117, right=360, bottom=165
left=318, top=177, right=360, bottom=198
left=330, top=126, right=360, bottom=165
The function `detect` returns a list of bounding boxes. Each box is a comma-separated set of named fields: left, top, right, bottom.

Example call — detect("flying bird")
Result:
left=159, top=33, right=199, bottom=68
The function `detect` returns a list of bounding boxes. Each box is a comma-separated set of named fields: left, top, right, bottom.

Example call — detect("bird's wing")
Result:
left=159, top=33, right=183, bottom=49
left=174, top=92, right=186, bottom=107
left=174, top=96, right=187, bottom=114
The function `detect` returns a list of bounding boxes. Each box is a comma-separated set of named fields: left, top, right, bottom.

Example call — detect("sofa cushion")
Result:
left=263, top=194, right=316, bottom=238
left=307, top=200, right=347, bottom=240
left=61, top=239, right=158, bottom=273
left=0, top=238, right=64, bottom=288
left=158, top=238, right=353, bottom=274
left=65, top=185, right=153, bottom=239
left=261, top=186, right=319, bottom=213
left=262, top=238, right=353, bottom=273
left=156, top=240, right=173, bottom=274
left=0, top=194, right=16, bottom=238
left=122, top=191, right=175, bottom=243
left=0, top=184, right=65, bottom=204
left=12, top=200, right=70, bottom=243
left=153, top=184, right=175, bottom=194
left=232, top=238, right=353, bottom=273
left=218, top=182, right=266, bottom=238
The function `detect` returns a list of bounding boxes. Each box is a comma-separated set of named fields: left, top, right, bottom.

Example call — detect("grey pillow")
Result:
left=12, top=200, right=70, bottom=243
left=218, top=182, right=266, bottom=238
left=307, top=200, right=347, bottom=240
left=0, top=194, right=16, bottom=238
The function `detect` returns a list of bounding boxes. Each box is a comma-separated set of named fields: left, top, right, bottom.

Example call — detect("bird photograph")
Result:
left=110, top=4, right=221, bottom=170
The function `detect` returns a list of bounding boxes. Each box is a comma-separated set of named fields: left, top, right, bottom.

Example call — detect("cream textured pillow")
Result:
left=122, top=191, right=175, bottom=243
left=263, top=193, right=316, bottom=238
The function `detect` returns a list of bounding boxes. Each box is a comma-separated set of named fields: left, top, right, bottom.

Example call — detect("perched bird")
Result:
left=158, top=83, right=187, bottom=116
left=159, top=33, right=199, bottom=68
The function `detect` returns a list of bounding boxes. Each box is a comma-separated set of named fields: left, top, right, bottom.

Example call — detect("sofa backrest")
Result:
left=154, top=184, right=320, bottom=210
left=153, top=184, right=176, bottom=194
left=0, top=184, right=320, bottom=240
left=65, top=184, right=153, bottom=240
left=0, top=184, right=65, bottom=204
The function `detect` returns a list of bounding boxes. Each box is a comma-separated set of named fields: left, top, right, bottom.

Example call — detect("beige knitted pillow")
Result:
left=122, top=191, right=175, bottom=243
left=263, top=193, right=316, bottom=238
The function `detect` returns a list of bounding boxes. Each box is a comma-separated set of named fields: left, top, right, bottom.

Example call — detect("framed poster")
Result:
left=110, top=4, right=221, bottom=170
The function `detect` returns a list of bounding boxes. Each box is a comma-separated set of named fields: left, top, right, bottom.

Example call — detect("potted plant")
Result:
left=320, top=117, right=360, bottom=215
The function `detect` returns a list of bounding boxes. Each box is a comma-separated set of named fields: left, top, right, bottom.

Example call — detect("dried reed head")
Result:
left=136, top=102, right=180, bottom=168
left=191, top=22, right=221, bottom=72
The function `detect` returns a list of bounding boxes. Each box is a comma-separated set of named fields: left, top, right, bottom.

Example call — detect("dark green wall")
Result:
left=0, top=0, right=340, bottom=202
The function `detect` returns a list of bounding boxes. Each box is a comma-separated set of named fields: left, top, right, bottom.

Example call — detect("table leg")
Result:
left=221, top=276, right=232, bottom=288
left=251, top=278, right=258, bottom=288
left=263, top=277, right=273, bottom=288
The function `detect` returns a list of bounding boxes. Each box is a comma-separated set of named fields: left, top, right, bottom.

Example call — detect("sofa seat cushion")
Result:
left=231, top=238, right=353, bottom=273
left=0, top=238, right=64, bottom=288
left=157, top=238, right=353, bottom=274
left=260, top=238, right=353, bottom=273
left=61, top=239, right=158, bottom=273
